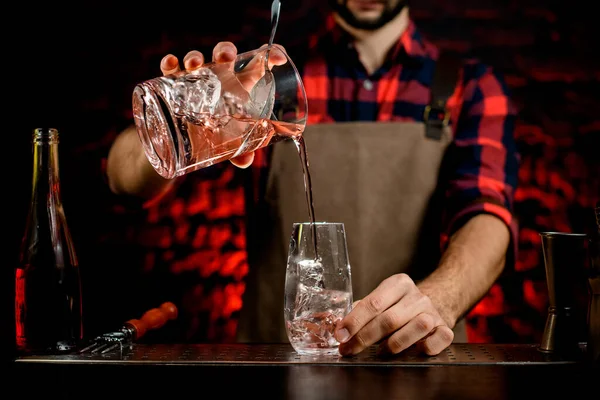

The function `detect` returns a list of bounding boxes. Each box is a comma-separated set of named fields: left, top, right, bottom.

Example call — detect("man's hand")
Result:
left=334, top=273, right=454, bottom=356
left=159, top=41, right=287, bottom=169
left=334, top=213, right=510, bottom=357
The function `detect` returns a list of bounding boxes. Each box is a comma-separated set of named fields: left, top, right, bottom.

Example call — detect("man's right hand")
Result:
left=159, top=41, right=254, bottom=169
left=159, top=41, right=287, bottom=169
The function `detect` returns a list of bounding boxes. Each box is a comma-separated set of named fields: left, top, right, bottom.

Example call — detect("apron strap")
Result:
left=425, top=51, right=462, bottom=140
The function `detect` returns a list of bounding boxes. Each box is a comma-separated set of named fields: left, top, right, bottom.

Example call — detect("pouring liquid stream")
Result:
left=265, top=0, right=322, bottom=285
left=267, top=0, right=318, bottom=258
left=293, top=136, right=323, bottom=287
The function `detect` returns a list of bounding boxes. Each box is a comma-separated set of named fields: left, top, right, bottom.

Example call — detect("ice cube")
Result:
left=214, top=91, right=250, bottom=118
left=172, top=68, right=221, bottom=119
left=298, top=259, right=324, bottom=288
left=211, top=66, right=253, bottom=118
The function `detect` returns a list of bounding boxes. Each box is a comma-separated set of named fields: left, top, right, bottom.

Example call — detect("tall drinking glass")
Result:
left=132, top=44, right=307, bottom=179
left=284, top=222, right=353, bottom=356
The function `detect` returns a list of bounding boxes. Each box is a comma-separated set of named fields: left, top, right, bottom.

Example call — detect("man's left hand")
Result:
left=334, top=273, right=455, bottom=356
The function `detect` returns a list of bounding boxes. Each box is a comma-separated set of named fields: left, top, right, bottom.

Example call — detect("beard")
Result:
left=328, top=0, right=408, bottom=31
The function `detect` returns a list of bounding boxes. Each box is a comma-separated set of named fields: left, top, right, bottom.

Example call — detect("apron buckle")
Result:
left=423, top=104, right=450, bottom=141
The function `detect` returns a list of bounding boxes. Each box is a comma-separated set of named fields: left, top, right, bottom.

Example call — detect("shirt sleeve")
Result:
left=441, top=59, right=520, bottom=266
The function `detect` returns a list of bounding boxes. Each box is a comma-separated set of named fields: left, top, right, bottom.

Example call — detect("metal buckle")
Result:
left=423, top=104, right=450, bottom=127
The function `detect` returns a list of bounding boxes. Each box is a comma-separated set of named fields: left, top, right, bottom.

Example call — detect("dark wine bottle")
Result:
left=15, top=128, right=83, bottom=355
left=588, top=200, right=600, bottom=363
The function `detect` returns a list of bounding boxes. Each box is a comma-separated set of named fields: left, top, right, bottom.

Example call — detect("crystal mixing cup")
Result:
left=132, top=44, right=307, bottom=179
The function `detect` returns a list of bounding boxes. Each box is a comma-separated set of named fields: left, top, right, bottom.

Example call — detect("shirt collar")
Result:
left=319, top=13, right=431, bottom=63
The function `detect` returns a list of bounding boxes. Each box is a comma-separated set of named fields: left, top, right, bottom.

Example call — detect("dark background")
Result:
left=3, top=0, right=599, bottom=359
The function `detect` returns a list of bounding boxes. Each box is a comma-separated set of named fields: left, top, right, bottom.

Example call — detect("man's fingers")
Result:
left=337, top=290, right=435, bottom=356
left=377, top=323, right=454, bottom=357
left=183, top=50, right=204, bottom=71
left=160, top=54, right=180, bottom=76
left=212, top=41, right=238, bottom=63
left=375, top=313, right=437, bottom=355
left=267, top=44, right=288, bottom=67
left=160, top=50, right=205, bottom=76
left=334, top=274, right=412, bottom=344
left=230, top=153, right=254, bottom=169
left=414, top=325, right=454, bottom=356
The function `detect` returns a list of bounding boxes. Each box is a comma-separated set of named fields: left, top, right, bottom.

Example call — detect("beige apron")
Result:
left=237, top=120, right=468, bottom=343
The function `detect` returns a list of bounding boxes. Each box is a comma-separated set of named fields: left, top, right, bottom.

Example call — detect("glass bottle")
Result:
left=588, top=200, right=600, bottom=363
left=15, top=128, right=83, bottom=354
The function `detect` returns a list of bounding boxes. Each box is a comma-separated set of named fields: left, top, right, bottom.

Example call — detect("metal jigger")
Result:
left=588, top=202, right=600, bottom=363
left=538, top=232, right=589, bottom=356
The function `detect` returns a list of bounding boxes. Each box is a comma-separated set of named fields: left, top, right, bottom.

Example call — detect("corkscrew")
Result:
left=78, top=301, right=178, bottom=355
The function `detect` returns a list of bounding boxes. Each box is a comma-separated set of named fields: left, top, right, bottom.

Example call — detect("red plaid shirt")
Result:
left=289, top=15, right=519, bottom=257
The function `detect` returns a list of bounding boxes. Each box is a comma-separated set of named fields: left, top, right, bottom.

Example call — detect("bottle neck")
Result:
left=30, top=128, right=62, bottom=205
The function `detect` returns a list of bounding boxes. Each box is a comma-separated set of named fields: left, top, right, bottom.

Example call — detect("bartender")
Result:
left=106, top=0, right=519, bottom=356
